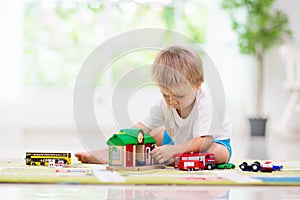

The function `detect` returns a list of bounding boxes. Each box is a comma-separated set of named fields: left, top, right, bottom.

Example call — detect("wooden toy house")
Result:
left=107, top=129, right=156, bottom=167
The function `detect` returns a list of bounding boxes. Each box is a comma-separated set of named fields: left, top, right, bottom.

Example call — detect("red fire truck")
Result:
left=173, top=152, right=216, bottom=171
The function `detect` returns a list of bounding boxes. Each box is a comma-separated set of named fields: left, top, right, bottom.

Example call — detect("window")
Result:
left=188, top=156, right=200, bottom=160
left=112, top=147, right=120, bottom=160
left=24, top=0, right=209, bottom=88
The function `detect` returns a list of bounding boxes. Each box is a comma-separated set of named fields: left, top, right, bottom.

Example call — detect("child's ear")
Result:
left=195, top=81, right=202, bottom=90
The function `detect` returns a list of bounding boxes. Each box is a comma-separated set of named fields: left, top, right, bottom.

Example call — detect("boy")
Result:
left=75, top=46, right=232, bottom=164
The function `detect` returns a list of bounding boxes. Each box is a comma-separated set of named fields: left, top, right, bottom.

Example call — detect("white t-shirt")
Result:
left=141, top=86, right=232, bottom=144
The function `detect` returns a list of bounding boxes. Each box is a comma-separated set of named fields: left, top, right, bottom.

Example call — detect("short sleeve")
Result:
left=193, top=103, right=229, bottom=138
left=193, top=104, right=213, bottom=137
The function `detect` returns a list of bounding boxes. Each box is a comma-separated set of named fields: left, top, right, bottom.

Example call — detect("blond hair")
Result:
left=151, top=46, right=204, bottom=90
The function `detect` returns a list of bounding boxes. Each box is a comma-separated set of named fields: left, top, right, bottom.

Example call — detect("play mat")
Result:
left=0, top=160, right=299, bottom=186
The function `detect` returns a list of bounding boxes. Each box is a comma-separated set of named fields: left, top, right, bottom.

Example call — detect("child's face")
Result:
left=160, top=83, right=201, bottom=111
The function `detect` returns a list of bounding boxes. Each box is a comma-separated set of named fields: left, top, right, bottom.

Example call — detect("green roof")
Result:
left=106, top=129, right=156, bottom=146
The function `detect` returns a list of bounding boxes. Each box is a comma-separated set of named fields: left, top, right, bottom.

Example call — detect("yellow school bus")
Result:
left=25, top=152, right=71, bottom=166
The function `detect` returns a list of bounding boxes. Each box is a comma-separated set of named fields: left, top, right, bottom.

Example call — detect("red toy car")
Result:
left=261, top=161, right=283, bottom=172
left=174, top=152, right=216, bottom=171
left=261, top=161, right=273, bottom=172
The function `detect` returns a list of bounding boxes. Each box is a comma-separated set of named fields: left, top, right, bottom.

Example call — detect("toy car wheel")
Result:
left=254, top=161, right=261, bottom=167
left=206, top=164, right=213, bottom=170
left=239, top=163, right=247, bottom=171
left=224, top=166, right=227, bottom=169
left=232, top=165, right=235, bottom=169
left=252, top=164, right=259, bottom=172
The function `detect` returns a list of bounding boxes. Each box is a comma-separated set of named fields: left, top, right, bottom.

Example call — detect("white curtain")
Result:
left=0, top=1, right=24, bottom=159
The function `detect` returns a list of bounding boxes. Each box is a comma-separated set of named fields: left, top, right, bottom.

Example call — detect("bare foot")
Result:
left=75, top=148, right=108, bottom=164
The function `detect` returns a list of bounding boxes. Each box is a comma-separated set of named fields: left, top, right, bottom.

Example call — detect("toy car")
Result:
left=261, top=161, right=283, bottom=172
left=216, top=163, right=236, bottom=169
left=239, top=161, right=260, bottom=172
left=174, top=153, right=216, bottom=171
left=261, top=161, right=273, bottom=172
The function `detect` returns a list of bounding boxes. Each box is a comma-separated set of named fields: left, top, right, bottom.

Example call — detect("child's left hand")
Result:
left=151, top=145, right=176, bottom=164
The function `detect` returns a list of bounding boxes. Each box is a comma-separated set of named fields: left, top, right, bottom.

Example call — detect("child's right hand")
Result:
left=151, top=145, right=176, bottom=164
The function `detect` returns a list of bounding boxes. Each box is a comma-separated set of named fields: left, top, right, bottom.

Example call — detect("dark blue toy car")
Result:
left=239, top=161, right=260, bottom=172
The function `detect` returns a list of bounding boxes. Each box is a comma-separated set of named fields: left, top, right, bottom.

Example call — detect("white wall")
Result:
left=275, top=0, right=300, bottom=46
left=265, top=0, right=300, bottom=135
left=0, top=0, right=299, bottom=159
left=207, top=0, right=300, bottom=139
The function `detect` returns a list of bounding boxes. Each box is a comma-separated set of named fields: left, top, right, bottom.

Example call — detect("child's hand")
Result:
left=151, top=145, right=176, bottom=164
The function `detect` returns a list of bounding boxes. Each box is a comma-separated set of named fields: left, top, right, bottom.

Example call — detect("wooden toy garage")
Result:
left=106, top=129, right=156, bottom=167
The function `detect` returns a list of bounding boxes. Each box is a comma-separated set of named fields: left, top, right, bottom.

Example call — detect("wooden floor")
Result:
left=231, top=134, right=300, bottom=161
left=0, top=184, right=299, bottom=199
